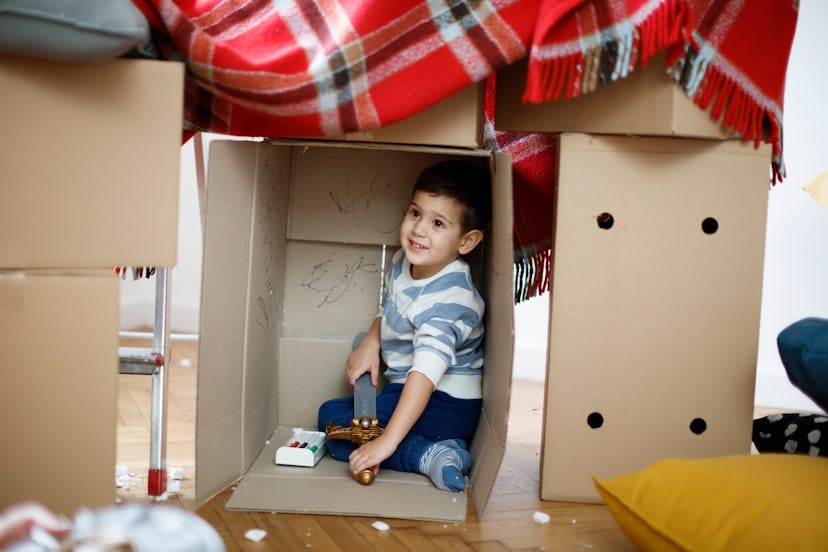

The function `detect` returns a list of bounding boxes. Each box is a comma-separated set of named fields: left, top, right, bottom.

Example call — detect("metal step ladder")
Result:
left=118, top=267, right=171, bottom=497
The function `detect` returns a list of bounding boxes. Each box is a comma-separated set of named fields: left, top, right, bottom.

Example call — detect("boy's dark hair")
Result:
left=413, top=159, right=492, bottom=232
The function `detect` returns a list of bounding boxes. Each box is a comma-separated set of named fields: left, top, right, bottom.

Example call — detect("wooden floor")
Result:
left=115, top=334, right=632, bottom=551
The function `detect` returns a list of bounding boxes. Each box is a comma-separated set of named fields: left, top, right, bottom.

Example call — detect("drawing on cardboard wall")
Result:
left=328, top=171, right=400, bottom=235
left=301, top=253, right=379, bottom=307
left=255, top=163, right=282, bottom=334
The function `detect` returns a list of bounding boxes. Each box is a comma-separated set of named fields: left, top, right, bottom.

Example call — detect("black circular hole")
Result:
left=597, top=212, right=614, bottom=230
left=587, top=412, right=604, bottom=429
left=690, top=417, right=707, bottom=435
left=701, top=217, right=718, bottom=234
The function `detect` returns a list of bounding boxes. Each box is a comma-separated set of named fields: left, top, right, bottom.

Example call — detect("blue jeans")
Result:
left=317, top=382, right=482, bottom=473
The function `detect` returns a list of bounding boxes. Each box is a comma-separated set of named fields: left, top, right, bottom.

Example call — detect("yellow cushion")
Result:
left=593, top=454, right=828, bottom=552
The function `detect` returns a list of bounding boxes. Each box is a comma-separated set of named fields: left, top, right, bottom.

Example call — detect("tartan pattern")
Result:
left=133, top=0, right=797, bottom=301
left=137, top=0, right=530, bottom=137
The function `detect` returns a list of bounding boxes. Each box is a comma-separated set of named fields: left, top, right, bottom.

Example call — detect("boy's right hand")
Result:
left=345, top=342, right=379, bottom=387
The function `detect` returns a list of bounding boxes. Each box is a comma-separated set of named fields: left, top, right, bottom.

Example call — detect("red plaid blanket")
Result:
left=132, top=0, right=797, bottom=301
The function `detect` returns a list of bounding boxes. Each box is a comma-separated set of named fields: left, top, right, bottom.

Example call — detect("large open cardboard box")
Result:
left=541, top=133, right=770, bottom=502
left=197, top=140, right=513, bottom=521
left=495, top=55, right=735, bottom=140
left=0, top=270, right=119, bottom=515
left=0, top=55, right=183, bottom=269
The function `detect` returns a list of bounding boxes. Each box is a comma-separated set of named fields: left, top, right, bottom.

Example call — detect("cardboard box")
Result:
left=541, top=133, right=770, bottom=502
left=0, top=55, right=184, bottom=269
left=196, top=140, right=513, bottom=521
left=495, top=56, right=735, bottom=139
left=0, top=270, right=119, bottom=515
left=334, top=83, right=483, bottom=149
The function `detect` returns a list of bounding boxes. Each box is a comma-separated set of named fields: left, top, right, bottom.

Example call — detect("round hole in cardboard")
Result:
left=701, top=217, right=718, bottom=234
left=587, top=412, right=604, bottom=429
left=690, top=417, right=707, bottom=434
left=596, top=212, right=614, bottom=230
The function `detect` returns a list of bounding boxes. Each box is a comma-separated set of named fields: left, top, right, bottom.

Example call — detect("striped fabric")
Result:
left=381, top=250, right=485, bottom=400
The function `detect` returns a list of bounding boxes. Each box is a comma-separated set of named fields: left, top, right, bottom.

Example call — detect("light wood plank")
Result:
left=115, top=333, right=775, bottom=551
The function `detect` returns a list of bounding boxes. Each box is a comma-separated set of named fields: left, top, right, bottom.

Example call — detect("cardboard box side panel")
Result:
left=1, top=272, right=118, bottom=515
left=340, top=83, right=483, bottom=149
left=541, top=135, right=769, bottom=502
left=470, top=152, right=514, bottom=517
left=241, top=146, right=292, bottom=472
left=196, top=141, right=259, bottom=504
left=281, top=242, right=386, bottom=338
left=279, top=339, right=353, bottom=427
left=494, top=57, right=733, bottom=139
left=0, top=55, right=183, bottom=268
left=194, top=414, right=244, bottom=504
left=287, top=148, right=460, bottom=245
left=550, top=135, right=769, bottom=315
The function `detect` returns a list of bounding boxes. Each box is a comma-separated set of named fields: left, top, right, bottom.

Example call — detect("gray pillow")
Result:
left=0, top=0, right=150, bottom=61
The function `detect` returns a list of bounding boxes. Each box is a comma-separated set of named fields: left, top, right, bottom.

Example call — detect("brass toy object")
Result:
left=326, top=416, right=383, bottom=485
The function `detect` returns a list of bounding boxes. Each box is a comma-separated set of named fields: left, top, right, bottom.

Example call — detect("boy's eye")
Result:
left=433, top=220, right=443, bottom=228
left=410, top=208, right=420, bottom=218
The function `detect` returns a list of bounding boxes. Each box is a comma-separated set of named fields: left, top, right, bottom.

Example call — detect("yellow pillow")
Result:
left=594, top=454, right=828, bottom=552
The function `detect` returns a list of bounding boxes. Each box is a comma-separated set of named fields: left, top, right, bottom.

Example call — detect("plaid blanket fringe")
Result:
left=514, top=244, right=552, bottom=303
left=670, top=42, right=786, bottom=182
left=525, top=0, right=689, bottom=102
left=523, top=0, right=795, bottom=184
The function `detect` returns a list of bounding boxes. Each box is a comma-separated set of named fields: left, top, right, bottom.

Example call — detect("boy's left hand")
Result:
left=349, top=434, right=396, bottom=477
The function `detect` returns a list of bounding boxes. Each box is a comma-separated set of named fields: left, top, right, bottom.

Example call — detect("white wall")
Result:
left=754, top=0, right=828, bottom=412
left=122, top=0, right=827, bottom=411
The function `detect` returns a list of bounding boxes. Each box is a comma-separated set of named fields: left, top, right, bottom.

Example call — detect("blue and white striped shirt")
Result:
left=380, top=249, right=485, bottom=399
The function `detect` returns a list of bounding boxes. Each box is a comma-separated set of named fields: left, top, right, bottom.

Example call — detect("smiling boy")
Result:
left=318, top=159, right=491, bottom=492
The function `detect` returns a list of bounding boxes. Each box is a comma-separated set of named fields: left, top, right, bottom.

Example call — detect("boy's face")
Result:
left=400, top=190, right=482, bottom=279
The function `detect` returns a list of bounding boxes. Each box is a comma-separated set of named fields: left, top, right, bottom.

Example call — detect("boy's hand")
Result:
left=345, top=342, right=380, bottom=386
left=349, top=434, right=396, bottom=476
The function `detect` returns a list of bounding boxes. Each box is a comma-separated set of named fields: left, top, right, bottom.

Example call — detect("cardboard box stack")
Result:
left=194, top=85, right=515, bottom=521
left=0, top=55, right=183, bottom=515
left=496, top=60, right=770, bottom=501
